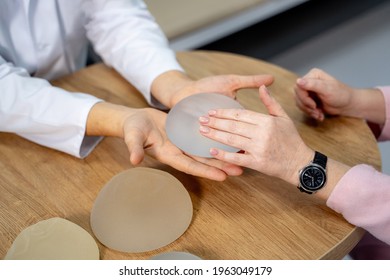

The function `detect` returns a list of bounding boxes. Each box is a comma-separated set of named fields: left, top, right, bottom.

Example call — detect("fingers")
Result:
left=124, top=129, right=146, bottom=165
left=255, top=74, right=274, bottom=86
left=222, top=74, right=274, bottom=100
left=190, top=155, right=243, bottom=176
left=199, top=114, right=257, bottom=138
left=295, top=68, right=336, bottom=100
left=209, top=148, right=248, bottom=167
left=199, top=103, right=267, bottom=151
left=199, top=86, right=289, bottom=148
left=302, top=67, right=334, bottom=80
left=200, top=124, right=250, bottom=152
left=199, top=109, right=258, bottom=153
left=296, top=77, right=332, bottom=97
left=159, top=153, right=229, bottom=181
left=295, top=69, right=335, bottom=121
left=205, top=107, right=262, bottom=125
left=295, top=85, right=316, bottom=110
left=258, top=85, right=289, bottom=118
left=294, top=86, right=324, bottom=120
left=204, top=86, right=288, bottom=121
left=231, top=74, right=274, bottom=90
left=145, top=137, right=238, bottom=181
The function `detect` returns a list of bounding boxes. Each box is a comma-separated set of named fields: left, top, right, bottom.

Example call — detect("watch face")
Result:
left=299, top=164, right=326, bottom=191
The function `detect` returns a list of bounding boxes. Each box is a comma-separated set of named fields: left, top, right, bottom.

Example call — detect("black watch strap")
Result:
left=299, top=186, right=313, bottom=194
left=313, top=151, right=327, bottom=169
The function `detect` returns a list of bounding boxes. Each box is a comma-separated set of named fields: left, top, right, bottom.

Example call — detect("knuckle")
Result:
left=226, top=134, right=236, bottom=145
left=232, top=153, right=242, bottom=163
left=223, top=150, right=236, bottom=161
left=228, top=74, right=240, bottom=87
left=233, top=109, right=244, bottom=120
left=228, top=120, right=237, bottom=132
left=310, top=67, right=320, bottom=74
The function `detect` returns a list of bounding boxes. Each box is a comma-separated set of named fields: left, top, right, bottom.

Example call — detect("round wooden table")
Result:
left=0, top=51, right=381, bottom=259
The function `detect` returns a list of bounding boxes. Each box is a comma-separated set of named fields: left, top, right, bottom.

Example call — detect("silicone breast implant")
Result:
left=5, top=217, right=99, bottom=260
left=166, top=93, right=243, bottom=157
left=90, top=167, right=193, bottom=253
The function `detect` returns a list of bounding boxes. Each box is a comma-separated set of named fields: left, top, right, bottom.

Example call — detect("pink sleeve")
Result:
left=377, top=86, right=390, bottom=141
left=327, top=164, right=390, bottom=245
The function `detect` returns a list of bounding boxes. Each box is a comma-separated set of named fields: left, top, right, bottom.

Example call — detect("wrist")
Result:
left=290, top=149, right=351, bottom=201
left=283, top=144, right=314, bottom=186
left=345, top=88, right=385, bottom=126
left=151, top=70, right=193, bottom=108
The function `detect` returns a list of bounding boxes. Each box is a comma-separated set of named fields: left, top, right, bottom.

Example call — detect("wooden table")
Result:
left=0, top=51, right=381, bottom=260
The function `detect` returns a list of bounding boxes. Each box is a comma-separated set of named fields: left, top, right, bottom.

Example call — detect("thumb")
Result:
left=259, top=85, right=288, bottom=118
left=124, top=128, right=146, bottom=165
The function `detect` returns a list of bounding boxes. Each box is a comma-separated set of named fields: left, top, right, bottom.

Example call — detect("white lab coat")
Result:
left=0, top=0, right=183, bottom=157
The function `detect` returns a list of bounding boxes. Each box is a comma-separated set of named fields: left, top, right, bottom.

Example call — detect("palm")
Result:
left=123, top=108, right=241, bottom=181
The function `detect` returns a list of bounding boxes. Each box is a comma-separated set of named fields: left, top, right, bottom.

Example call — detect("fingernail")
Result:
left=311, top=111, right=320, bottom=119
left=261, top=85, right=270, bottom=95
left=199, top=126, right=210, bottom=133
left=208, top=110, right=217, bottom=116
left=210, top=148, right=218, bottom=156
left=297, top=78, right=306, bottom=86
left=199, top=116, right=209, bottom=123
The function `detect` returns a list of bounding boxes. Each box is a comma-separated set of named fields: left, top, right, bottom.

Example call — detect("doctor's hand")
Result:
left=151, top=70, right=274, bottom=108
left=87, top=102, right=242, bottom=181
left=198, top=85, right=313, bottom=185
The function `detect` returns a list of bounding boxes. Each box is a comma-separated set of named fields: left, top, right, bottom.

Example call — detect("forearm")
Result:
left=150, top=70, right=193, bottom=108
left=0, top=65, right=101, bottom=158
left=327, top=164, right=390, bottom=244
left=86, top=102, right=138, bottom=138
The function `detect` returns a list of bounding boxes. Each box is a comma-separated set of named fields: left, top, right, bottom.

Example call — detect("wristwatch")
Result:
left=298, top=151, right=327, bottom=194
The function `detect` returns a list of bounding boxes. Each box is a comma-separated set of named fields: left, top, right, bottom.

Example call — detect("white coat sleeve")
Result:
left=82, top=0, right=184, bottom=109
left=0, top=56, right=103, bottom=158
